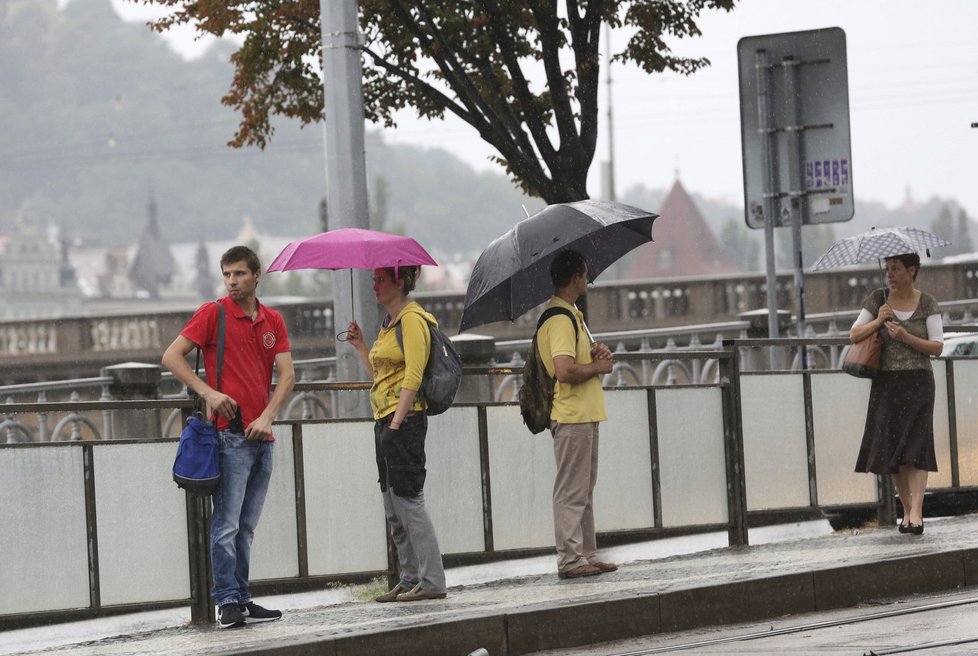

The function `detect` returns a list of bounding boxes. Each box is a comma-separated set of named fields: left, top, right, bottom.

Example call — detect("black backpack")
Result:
left=519, top=307, right=578, bottom=434
left=395, top=316, right=463, bottom=416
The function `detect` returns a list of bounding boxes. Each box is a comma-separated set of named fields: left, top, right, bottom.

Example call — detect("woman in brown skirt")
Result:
left=851, top=253, right=944, bottom=535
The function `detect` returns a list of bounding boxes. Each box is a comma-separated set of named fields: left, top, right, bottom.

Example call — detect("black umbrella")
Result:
left=459, top=200, right=658, bottom=332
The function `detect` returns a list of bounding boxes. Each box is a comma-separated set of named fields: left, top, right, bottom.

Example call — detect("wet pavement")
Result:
left=3, top=514, right=977, bottom=656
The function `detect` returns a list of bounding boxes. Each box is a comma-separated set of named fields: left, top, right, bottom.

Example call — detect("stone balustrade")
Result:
left=1, top=260, right=977, bottom=383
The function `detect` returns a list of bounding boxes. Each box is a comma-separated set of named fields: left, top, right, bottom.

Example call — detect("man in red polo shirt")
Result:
left=162, top=245, right=295, bottom=629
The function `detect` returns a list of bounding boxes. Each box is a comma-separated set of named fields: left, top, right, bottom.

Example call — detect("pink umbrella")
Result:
left=268, top=227, right=437, bottom=273
left=267, top=228, right=438, bottom=338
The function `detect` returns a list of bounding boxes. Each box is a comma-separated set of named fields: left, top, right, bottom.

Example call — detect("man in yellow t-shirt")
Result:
left=536, top=250, right=618, bottom=579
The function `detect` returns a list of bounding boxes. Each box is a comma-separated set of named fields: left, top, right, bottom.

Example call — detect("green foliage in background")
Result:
left=140, top=0, right=736, bottom=202
left=0, top=0, right=538, bottom=254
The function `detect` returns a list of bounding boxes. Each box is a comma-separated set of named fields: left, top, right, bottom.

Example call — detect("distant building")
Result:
left=622, top=179, right=741, bottom=280
left=0, top=210, right=83, bottom=319
left=127, top=194, right=175, bottom=299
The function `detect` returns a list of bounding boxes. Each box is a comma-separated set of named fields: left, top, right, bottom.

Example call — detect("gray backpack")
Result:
left=395, top=317, right=462, bottom=416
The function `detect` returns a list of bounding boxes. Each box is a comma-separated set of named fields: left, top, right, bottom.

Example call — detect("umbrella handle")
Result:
left=581, top=318, right=596, bottom=345
left=335, top=269, right=356, bottom=342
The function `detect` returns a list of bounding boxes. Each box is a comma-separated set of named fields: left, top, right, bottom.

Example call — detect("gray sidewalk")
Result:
left=7, top=514, right=978, bottom=656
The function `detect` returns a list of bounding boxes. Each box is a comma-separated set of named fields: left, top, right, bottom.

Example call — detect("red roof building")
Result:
left=622, top=179, right=741, bottom=280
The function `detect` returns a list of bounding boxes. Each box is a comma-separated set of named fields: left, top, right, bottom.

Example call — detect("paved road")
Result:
left=527, top=588, right=978, bottom=655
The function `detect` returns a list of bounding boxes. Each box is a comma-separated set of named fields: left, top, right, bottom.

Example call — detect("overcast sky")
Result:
left=114, top=0, right=978, bottom=222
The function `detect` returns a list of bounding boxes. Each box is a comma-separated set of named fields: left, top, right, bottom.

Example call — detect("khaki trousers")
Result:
left=550, top=421, right=600, bottom=572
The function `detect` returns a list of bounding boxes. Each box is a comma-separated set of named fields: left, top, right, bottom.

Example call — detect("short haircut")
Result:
left=383, top=265, right=420, bottom=294
left=886, top=252, right=921, bottom=280
left=550, top=250, right=587, bottom=289
left=221, top=245, right=262, bottom=274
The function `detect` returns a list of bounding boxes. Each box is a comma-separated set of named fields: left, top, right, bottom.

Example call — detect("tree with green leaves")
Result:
left=931, top=204, right=955, bottom=252
left=140, top=0, right=735, bottom=202
left=775, top=223, right=836, bottom=269
left=955, top=209, right=974, bottom=255
left=935, top=205, right=976, bottom=256
left=719, top=217, right=760, bottom=271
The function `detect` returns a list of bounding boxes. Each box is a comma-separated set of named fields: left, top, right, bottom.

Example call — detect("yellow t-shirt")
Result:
left=368, top=302, right=433, bottom=420
left=536, top=296, right=607, bottom=424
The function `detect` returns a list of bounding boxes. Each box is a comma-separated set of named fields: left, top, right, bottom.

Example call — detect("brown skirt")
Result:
left=854, top=369, right=938, bottom=474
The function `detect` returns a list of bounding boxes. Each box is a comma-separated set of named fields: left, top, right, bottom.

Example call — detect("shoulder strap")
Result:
left=394, top=314, right=432, bottom=355
left=191, top=302, right=226, bottom=420
left=214, top=301, right=226, bottom=392
left=194, top=301, right=227, bottom=390
left=393, top=316, right=431, bottom=405
left=535, top=307, right=579, bottom=341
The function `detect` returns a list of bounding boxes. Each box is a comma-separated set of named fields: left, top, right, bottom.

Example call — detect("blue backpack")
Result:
left=172, top=303, right=225, bottom=495
left=395, top=316, right=462, bottom=416
left=172, top=416, right=221, bottom=494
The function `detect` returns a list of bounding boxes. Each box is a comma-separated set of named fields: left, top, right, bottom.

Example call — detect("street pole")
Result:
left=321, top=0, right=377, bottom=416
left=602, top=21, right=616, bottom=203
left=754, top=50, right=780, bottom=342
left=782, top=56, right=808, bottom=369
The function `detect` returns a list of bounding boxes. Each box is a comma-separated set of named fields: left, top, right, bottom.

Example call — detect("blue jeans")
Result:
left=210, top=431, right=273, bottom=608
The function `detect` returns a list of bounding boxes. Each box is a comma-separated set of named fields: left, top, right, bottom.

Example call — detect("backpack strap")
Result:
left=214, top=301, right=226, bottom=392
left=394, top=316, right=431, bottom=405
left=393, top=316, right=432, bottom=358
left=193, top=301, right=226, bottom=390
left=534, top=307, right=579, bottom=343
left=192, top=301, right=226, bottom=420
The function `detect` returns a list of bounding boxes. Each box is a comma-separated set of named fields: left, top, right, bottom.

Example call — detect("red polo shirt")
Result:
left=181, top=296, right=291, bottom=436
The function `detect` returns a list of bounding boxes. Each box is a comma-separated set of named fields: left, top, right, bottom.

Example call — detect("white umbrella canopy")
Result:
left=810, top=226, right=950, bottom=272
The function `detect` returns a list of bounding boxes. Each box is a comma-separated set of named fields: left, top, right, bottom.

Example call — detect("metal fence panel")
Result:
left=953, top=360, right=978, bottom=486
left=302, top=422, right=387, bottom=575
left=931, top=360, right=953, bottom=488
left=251, top=430, right=300, bottom=581
left=810, top=374, right=876, bottom=506
left=0, top=448, right=90, bottom=614
left=425, top=408, right=485, bottom=555
left=656, top=387, right=728, bottom=527
left=741, top=375, right=811, bottom=510
left=94, top=442, right=191, bottom=605
left=486, top=405, right=555, bottom=551
left=594, top=390, right=655, bottom=531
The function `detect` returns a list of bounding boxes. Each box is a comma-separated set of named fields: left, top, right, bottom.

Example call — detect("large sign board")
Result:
left=738, top=28, right=853, bottom=228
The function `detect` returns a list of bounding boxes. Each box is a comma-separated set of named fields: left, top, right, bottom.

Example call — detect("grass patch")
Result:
left=348, top=577, right=391, bottom=602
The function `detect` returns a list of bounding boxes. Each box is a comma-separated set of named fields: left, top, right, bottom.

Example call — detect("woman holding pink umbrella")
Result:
left=346, top=265, right=447, bottom=602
